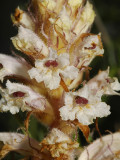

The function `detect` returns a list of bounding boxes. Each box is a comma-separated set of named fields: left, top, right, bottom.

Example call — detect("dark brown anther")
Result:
left=0, top=63, right=3, bottom=69
left=12, top=91, right=25, bottom=97
left=75, top=96, right=88, bottom=105
left=44, top=60, right=58, bottom=67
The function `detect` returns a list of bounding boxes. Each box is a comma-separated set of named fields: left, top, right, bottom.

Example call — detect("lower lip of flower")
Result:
left=44, top=60, right=58, bottom=67
left=75, top=96, right=88, bottom=105
left=12, top=91, right=25, bottom=97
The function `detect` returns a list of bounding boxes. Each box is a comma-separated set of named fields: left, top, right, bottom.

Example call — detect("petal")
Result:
left=76, top=85, right=89, bottom=99
left=0, top=132, right=41, bottom=159
left=0, top=80, right=48, bottom=114
left=76, top=102, right=110, bottom=125
left=77, top=34, right=104, bottom=68
left=6, top=80, right=46, bottom=111
left=10, top=106, right=19, bottom=114
left=0, top=80, right=55, bottom=125
left=59, top=105, right=79, bottom=121
left=11, top=26, right=49, bottom=58
left=0, top=54, right=30, bottom=81
left=61, top=66, right=79, bottom=80
left=88, top=68, right=120, bottom=96
left=28, top=67, right=45, bottom=83
left=76, top=110, right=92, bottom=125
left=57, top=53, right=70, bottom=67
left=110, top=77, right=120, bottom=91
left=43, top=128, right=70, bottom=144
left=11, top=7, right=35, bottom=30
left=48, top=48, right=58, bottom=59
left=54, top=6, right=72, bottom=41
left=78, top=132, right=120, bottom=160
left=40, top=128, right=79, bottom=158
left=64, top=92, right=73, bottom=106
left=28, top=60, right=47, bottom=83
left=28, top=59, right=61, bottom=90
left=44, top=71, right=61, bottom=90
left=91, top=102, right=111, bottom=118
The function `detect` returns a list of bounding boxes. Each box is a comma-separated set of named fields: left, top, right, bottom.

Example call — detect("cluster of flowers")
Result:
left=0, top=0, right=120, bottom=159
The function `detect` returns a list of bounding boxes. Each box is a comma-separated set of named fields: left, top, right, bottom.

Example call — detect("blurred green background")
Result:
left=0, top=0, right=120, bottom=158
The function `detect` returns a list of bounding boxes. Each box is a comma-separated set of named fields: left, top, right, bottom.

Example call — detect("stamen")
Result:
left=44, top=60, right=58, bottom=67
left=12, top=91, right=25, bottom=97
left=75, top=96, right=88, bottom=105
left=0, top=63, right=3, bottom=69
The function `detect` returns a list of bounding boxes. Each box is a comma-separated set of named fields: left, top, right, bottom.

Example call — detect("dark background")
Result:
left=0, top=0, right=120, bottom=155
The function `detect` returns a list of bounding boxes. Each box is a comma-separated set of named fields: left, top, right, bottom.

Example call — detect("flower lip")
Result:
left=12, top=91, right=25, bottom=97
left=44, top=60, right=58, bottom=67
left=75, top=96, right=88, bottom=105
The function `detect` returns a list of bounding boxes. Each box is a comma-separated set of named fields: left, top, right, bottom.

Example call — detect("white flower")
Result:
left=0, top=132, right=41, bottom=159
left=88, top=67, right=120, bottom=95
left=40, top=128, right=79, bottom=158
left=0, top=80, right=46, bottom=114
left=59, top=84, right=110, bottom=125
left=11, top=26, right=49, bottom=58
left=48, top=1, right=95, bottom=44
left=11, top=7, right=35, bottom=30
left=78, top=132, right=120, bottom=160
left=0, top=54, right=30, bottom=81
left=28, top=48, right=79, bottom=90
left=73, top=34, right=104, bottom=68
left=60, top=68, right=120, bottom=125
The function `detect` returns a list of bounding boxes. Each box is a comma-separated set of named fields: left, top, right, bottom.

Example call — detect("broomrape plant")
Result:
left=0, top=0, right=120, bottom=159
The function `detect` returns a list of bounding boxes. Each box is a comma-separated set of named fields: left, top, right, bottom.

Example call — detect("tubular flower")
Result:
left=40, top=128, right=79, bottom=159
left=88, top=67, right=120, bottom=95
left=0, top=80, right=47, bottom=114
left=59, top=69, right=120, bottom=125
left=78, top=132, right=120, bottom=160
left=28, top=48, right=79, bottom=90
left=59, top=85, right=110, bottom=125
left=11, top=7, right=35, bottom=30
left=0, top=132, right=42, bottom=159
left=0, top=54, right=30, bottom=81
left=11, top=26, right=49, bottom=59
left=73, top=34, right=104, bottom=68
